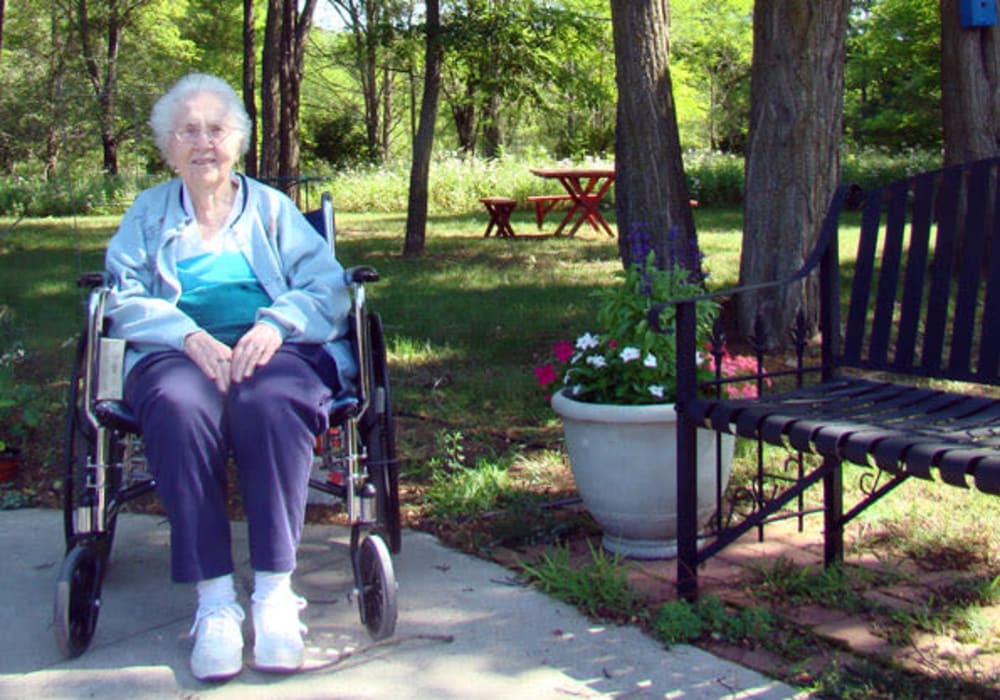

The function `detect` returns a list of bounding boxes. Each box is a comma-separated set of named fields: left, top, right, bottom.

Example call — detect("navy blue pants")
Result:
left=125, top=344, right=339, bottom=583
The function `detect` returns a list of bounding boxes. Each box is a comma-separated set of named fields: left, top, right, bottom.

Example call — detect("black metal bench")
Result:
left=662, top=156, right=1000, bottom=600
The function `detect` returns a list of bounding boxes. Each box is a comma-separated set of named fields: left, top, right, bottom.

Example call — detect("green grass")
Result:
left=5, top=198, right=1000, bottom=696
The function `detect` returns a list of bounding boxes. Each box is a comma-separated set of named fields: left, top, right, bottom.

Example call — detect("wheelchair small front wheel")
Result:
left=356, top=534, right=398, bottom=641
left=53, top=543, right=104, bottom=658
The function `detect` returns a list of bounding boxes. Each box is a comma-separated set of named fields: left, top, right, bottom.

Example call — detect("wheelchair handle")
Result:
left=345, top=266, right=379, bottom=284
left=78, top=272, right=112, bottom=289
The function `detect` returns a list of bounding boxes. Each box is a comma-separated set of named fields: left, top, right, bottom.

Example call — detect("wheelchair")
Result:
left=53, top=193, right=401, bottom=658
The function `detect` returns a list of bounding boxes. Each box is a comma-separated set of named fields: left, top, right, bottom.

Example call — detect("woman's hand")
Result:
left=231, top=322, right=283, bottom=382
left=183, top=330, right=234, bottom=393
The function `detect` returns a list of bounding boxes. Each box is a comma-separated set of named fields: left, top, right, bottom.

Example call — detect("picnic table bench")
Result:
left=659, top=157, right=1000, bottom=600
left=479, top=196, right=517, bottom=238
left=527, top=194, right=574, bottom=228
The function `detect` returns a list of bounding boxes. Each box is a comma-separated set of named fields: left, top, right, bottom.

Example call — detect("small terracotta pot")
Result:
left=0, top=448, right=21, bottom=484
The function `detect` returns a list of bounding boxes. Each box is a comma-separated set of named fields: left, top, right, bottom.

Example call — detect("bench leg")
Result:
left=499, top=205, right=516, bottom=238
left=676, top=417, right=699, bottom=602
left=822, top=455, right=844, bottom=566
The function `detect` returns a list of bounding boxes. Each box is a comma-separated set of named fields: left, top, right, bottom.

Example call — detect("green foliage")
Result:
left=653, top=595, right=778, bottom=649
left=844, top=0, right=942, bottom=150
left=672, top=0, right=753, bottom=152
left=0, top=170, right=156, bottom=218
left=535, top=248, right=718, bottom=405
left=304, top=113, right=370, bottom=169
left=0, top=306, right=41, bottom=453
left=0, top=483, right=35, bottom=510
left=519, top=541, right=642, bottom=619
left=422, top=431, right=518, bottom=518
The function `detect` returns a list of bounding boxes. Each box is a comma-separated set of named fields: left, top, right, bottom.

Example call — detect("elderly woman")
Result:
left=104, top=73, right=354, bottom=681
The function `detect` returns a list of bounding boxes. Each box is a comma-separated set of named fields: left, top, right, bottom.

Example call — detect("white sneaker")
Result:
left=189, top=602, right=245, bottom=682
left=252, top=593, right=307, bottom=673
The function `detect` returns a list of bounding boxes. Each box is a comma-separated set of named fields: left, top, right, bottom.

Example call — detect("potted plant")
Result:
left=0, top=306, right=35, bottom=484
left=534, top=227, right=758, bottom=559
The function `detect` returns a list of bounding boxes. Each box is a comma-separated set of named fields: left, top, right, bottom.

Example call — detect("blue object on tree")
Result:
left=961, top=0, right=997, bottom=27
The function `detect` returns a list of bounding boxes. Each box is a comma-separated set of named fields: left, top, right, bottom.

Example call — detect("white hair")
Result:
left=149, top=73, right=252, bottom=158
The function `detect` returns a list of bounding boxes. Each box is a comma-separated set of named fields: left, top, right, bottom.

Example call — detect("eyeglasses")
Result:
left=172, top=124, right=232, bottom=145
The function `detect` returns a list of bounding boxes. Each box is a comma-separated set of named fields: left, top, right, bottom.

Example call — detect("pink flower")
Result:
left=552, top=340, right=575, bottom=363
left=534, top=363, right=559, bottom=387
left=702, top=344, right=773, bottom=399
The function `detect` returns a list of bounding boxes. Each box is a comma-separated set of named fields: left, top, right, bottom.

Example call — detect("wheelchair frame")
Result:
left=54, top=194, right=400, bottom=658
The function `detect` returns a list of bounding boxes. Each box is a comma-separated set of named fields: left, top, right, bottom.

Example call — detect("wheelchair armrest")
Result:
left=78, top=271, right=112, bottom=289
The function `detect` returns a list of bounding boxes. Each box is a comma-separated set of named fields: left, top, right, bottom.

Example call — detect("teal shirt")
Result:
left=176, top=250, right=272, bottom=346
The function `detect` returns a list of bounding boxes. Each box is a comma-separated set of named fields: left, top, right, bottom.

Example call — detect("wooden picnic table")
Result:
left=529, top=166, right=616, bottom=237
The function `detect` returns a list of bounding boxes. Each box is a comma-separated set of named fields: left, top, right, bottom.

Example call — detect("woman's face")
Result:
left=166, top=91, right=242, bottom=192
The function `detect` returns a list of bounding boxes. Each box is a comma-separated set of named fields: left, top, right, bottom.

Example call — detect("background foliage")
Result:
left=0, top=0, right=945, bottom=216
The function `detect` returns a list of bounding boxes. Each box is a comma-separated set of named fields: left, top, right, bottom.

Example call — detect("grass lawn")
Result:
left=4, top=204, right=1000, bottom=698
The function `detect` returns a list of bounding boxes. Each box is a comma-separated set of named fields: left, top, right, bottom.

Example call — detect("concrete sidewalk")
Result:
left=0, top=509, right=808, bottom=699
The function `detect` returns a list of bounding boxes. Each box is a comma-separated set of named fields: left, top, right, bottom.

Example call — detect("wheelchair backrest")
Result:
left=303, top=192, right=336, bottom=257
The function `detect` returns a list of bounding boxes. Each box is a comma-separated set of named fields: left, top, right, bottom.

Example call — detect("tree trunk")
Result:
left=450, top=85, right=477, bottom=155
left=279, top=0, right=298, bottom=195
left=482, top=92, right=501, bottom=159
left=610, top=0, right=695, bottom=270
left=403, top=0, right=442, bottom=258
left=259, top=0, right=282, bottom=179
left=242, top=0, right=258, bottom=178
left=940, top=0, right=1000, bottom=165
left=76, top=0, right=123, bottom=175
left=738, top=0, right=850, bottom=348
left=0, top=0, right=6, bottom=64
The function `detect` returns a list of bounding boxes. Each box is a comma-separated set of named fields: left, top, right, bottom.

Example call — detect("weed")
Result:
left=653, top=599, right=704, bottom=643
left=0, top=484, right=34, bottom=510
left=519, top=541, right=641, bottom=620
left=424, top=458, right=514, bottom=519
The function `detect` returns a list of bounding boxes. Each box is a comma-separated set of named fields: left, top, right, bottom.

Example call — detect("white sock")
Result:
left=195, top=573, right=237, bottom=612
left=253, top=570, right=293, bottom=605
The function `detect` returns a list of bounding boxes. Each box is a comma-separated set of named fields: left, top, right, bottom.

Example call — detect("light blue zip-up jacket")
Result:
left=104, top=175, right=356, bottom=392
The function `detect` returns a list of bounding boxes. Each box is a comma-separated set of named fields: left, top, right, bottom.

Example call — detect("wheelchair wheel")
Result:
left=53, top=543, right=104, bottom=658
left=364, top=311, right=401, bottom=554
left=63, top=333, right=120, bottom=561
left=357, top=534, right=397, bottom=641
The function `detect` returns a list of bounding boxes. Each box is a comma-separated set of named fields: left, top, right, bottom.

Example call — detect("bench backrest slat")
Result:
left=838, top=156, right=1000, bottom=386
left=982, top=196, right=1000, bottom=376
left=895, top=171, right=936, bottom=369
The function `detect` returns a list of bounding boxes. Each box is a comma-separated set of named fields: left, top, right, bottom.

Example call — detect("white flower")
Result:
left=643, top=353, right=657, bottom=368
left=695, top=351, right=704, bottom=365
left=648, top=385, right=665, bottom=399
left=586, top=355, right=608, bottom=369
left=620, top=346, right=641, bottom=363
left=576, top=332, right=600, bottom=351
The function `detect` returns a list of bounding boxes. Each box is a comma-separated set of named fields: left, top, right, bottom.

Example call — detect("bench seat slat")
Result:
left=698, top=378, right=998, bottom=485
left=974, top=457, right=1000, bottom=494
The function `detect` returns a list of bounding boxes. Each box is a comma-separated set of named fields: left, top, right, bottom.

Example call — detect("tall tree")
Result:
left=403, top=0, right=441, bottom=257
left=738, top=0, right=851, bottom=347
left=69, top=0, right=154, bottom=174
left=331, top=0, right=409, bottom=162
left=259, top=0, right=317, bottom=190
left=242, top=0, right=258, bottom=178
left=610, top=0, right=696, bottom=268
left=940, top=0, right=1000, bottom=164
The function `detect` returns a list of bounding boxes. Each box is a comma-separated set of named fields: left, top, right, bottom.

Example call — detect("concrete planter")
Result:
left=551, top=389, right=734, bottom=560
